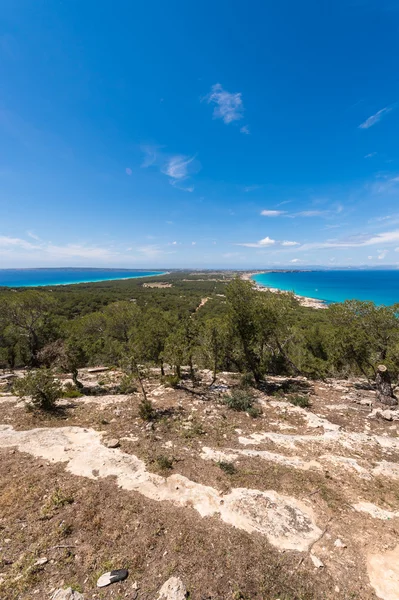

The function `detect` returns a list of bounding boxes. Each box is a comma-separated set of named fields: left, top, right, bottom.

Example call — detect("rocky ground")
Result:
left=1, top=368, right=399, bottom=599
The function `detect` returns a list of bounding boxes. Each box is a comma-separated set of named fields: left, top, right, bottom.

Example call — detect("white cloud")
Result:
left=368, top=255, right=373, bottom=259
left=125, top=167, right=132, bottom=175
left=205, top=83, right=244, bottom=124
left=359, top=107, right=392, bottom=129
left=237, top=236, right=275, bottom=248
left=290, top=258, right=300, bottom=263
left=282, top=240, right=299, bottom=246
left=365, top=152, right=377, bottom=159
left=240, top=125, right=250, bottom=134
left=162, top=155, right=195, bottom=180
left=0, top=235, right=37, bottom=250
left=260, top=210, right=285, bottom=217
left=192, top=241, right=196, bottom=245
left=378, top=250, right=388, bottom=259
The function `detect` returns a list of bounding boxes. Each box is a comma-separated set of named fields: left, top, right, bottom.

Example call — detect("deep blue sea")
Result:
left=252, top=270, right=399, bottom=306
left=0, top=269, right=165, bottom=288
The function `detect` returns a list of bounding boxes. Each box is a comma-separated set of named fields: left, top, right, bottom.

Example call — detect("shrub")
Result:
left=287, top=394, right=311, bottom=408
left=247, top=405, right=262, bottom=418
left=139, top=397, right=155, bottom=421
left=222, top=389, right=255, bottom=412
left=218, top=461, right=236, bottom=475
left=118, top=374, right=138, bottom=394
left=239, top=372, right=255, bottom=389
left=163, top=374, right=180, bottom=388
left=62, top=382, right=82, bottom=399
left=14, top=369, right=62, bottom=411
left=155, top=455, right=173, bottom=470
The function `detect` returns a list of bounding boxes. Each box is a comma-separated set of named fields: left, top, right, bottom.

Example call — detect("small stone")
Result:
left=35, top=557, right=48, bottom=566
left=51, top=588, right=84, bottom=600
left=334, top=538, right=347, bottom=548
left=104, top=438, right=120, bottom=449
left=157, top=577, right=187, bottom=600
left=310, top=555, right=324, bottom=568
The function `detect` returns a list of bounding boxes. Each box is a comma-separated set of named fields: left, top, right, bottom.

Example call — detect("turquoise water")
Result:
left=0, top=269, right=165, bottom=288
left=252, top=270, right=399, bottom=306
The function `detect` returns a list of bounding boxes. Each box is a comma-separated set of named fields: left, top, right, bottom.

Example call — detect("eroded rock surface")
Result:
left=0, top=425, right=322, bottom=551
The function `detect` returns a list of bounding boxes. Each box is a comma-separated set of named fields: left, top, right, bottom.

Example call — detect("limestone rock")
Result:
left=104, top=438, right=120, bottom=449
left=157, top=577, right=187, bottom=600
left=51, top=588, right=84, bottom=600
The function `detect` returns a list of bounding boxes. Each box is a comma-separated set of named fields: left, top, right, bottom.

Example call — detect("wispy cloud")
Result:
left=162, top=155, right=195, bottom=180
left=204, top=83, right=244, bottom=124
left=0, top=235, right=118, bottom=260
left=378, top=250, right=388, bottom=260
left=240, top=125, right=250, bottom=135
left=298, top=229, right=399, bottom=251
left=295, top=210, right=328, bottom=217
left=282, top=240, right=299, bottom=246
left=365, top=152, right=377, bottom=159
left=359, top=107, right=392, bottom=129
left=141, top=146, right=200, bottom=191
left=260, top=210, right=285, bottom=217
left=243, top=185, right=261, bottom=193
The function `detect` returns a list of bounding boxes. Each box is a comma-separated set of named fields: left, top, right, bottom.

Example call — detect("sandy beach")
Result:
left=240, top=271, right=327, bottom=310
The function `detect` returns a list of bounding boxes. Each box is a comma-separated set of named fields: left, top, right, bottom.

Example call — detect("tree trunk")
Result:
left=375, top=365, right=397, bottom=406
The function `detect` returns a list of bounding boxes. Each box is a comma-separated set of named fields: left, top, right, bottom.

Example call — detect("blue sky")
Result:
left=1, top=0, right=399, bottom=268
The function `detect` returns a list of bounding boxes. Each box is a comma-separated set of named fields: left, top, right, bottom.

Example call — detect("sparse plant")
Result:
left=14, top=368, right=62, bottom=411
left=163, top=374, right=180, bottom=388
left=62, top=382, right=82, bottom=399
left=118, top=374, right=138, bottom=394
left=239, top=372, right=255, bottom=388
left=247, top=405, right=262, bottom=418
left=218, top=461, right=237, bottom=475
left=155, top=455, right=174, bottom=470
left=139, top=397, right=155, bottom=421
left=287, top=394, right=311, bottom=408
left=222, top=388, right=256, bottom=412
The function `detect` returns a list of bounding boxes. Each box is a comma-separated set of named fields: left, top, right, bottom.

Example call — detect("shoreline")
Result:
left=240, top=271, right=327, bottom=310
left=0, top=271, right=169, bottom=289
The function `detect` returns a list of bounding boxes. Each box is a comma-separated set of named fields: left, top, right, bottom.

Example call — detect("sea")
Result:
left=252, top=270, right=399, bottom=306
left=0, top=269, right=165, bottom=288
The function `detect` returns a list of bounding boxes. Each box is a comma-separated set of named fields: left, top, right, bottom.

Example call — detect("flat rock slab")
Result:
left=367, top=545, right=399, bottom=600
left=0, top=425, right=322, bottom=552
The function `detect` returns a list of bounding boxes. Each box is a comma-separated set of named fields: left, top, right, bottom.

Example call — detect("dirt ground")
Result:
left=1, top=368, right=399, bottom=599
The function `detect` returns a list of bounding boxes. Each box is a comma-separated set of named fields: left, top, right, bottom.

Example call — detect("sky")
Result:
left=1, top=0, right=399, bottom=269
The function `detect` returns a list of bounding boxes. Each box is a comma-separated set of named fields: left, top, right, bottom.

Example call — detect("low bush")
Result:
left=287, top=394, right=311, bottom=408
left=14, top=368, right=62, bottom=411
left=155, top=455, right=173, bottom=470
left=118, top=374, right=138, bottom=394
left=218, top=461, right=237, bottom=475
left=139, top=397, right=155, bottom=421
left=222, top=389, right=256, bottom=412
left=163, top=374, right=180, bottom=388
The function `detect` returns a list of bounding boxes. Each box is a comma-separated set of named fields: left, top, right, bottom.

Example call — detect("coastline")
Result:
left=240, top=271, right=327, bottom=310
left=0, top=270, right=169, bottom=289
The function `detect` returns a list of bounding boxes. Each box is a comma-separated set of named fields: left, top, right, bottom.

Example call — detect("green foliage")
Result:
left=163, top=374, right=180, bottom=388
left=2, top=272, right=399, bottom=388
left=118, top=374, right=138, bottom=394
left=222, top=388, right=256, bottom=412
left=287, top=394, right=311, bottom=408
left=14, top=368, right=62, bottom=411
left=138, top=397, right=155, bottom=421
left=61, top=383, right=82, bottom=399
